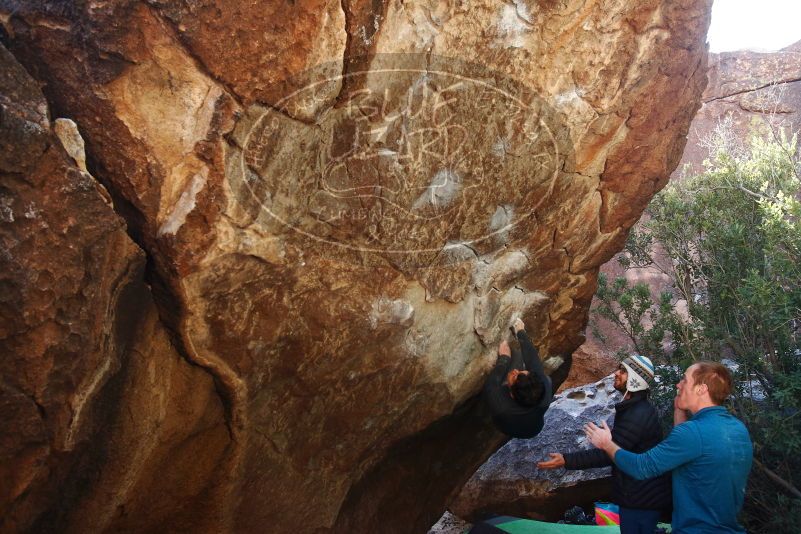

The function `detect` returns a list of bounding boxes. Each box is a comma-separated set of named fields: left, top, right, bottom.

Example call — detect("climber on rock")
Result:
left=483, top=318, right=553, bottom=439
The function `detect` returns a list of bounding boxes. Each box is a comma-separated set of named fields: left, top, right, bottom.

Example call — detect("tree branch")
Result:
left=753, top=458, right=801, bottom=500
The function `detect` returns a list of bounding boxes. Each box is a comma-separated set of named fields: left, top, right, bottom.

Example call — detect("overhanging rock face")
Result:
left=0, top=42, right=230, bottom=533
left=0, top=1, right=711, bottom=532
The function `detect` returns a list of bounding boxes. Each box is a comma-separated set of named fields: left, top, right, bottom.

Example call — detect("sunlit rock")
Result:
left=0, top=0, right=711, bottom=532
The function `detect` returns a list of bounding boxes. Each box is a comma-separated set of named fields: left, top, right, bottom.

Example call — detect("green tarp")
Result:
left=468, top=516, right=620, bottom=534
left=468, top=516, right=671, bottom=534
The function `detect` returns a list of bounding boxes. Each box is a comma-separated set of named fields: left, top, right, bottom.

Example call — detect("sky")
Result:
left=708, top=0, right=801, bottom=52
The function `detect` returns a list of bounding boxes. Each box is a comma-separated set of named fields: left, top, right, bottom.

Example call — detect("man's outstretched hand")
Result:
left=537, top=453, right=565, bottom=470
left=498, top=340, right=511, bottom=357
left=584, top=420, right=613, bottom=450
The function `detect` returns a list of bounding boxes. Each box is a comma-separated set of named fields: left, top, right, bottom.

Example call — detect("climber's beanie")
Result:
left=621, top=354, right=654, bottom=393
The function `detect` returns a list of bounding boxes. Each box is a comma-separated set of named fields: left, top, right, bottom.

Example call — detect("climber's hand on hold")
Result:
left=512, top=317, right=525, bottom=334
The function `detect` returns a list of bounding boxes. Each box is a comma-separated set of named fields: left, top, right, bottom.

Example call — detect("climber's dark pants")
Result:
left=619, top=507, right=661, bottom=534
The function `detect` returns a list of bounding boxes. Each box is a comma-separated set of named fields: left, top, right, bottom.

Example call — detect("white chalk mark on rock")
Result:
left=370, top=298, right=415, bottom=328
left=412, top=168, right=461, bottom=211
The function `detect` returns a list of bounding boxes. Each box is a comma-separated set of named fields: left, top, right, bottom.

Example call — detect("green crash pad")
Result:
left=468, top=516, right=671, bottom=534
left=468, top=516, right=620, bottom=534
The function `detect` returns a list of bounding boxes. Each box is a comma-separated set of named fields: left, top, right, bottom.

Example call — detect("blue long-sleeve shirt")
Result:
left=614, top=406, right=753, bottom=533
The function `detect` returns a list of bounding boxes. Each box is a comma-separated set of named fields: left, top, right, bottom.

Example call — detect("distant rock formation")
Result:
left=0, top=1, right=711, bottom=532
left=591, top=40, right=801, bottom=359
left=677, top=40, right=801, bottom=177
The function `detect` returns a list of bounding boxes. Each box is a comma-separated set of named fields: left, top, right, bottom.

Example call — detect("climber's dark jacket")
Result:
left=564, top=390, right=672, bottom=512
left=483, top=331, right=553, bottom=439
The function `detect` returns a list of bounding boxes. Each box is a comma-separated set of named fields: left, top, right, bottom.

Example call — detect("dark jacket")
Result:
left=564, top=391, right=672, bottom=512
left=483, top=331, right=553, bottom=439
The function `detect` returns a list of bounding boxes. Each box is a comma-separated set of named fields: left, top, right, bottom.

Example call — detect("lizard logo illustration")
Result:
left=238, top=55, right=569, bottom=259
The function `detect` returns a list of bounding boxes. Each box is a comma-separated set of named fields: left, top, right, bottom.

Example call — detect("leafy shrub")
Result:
left=592, top=130, right=801, bottom=532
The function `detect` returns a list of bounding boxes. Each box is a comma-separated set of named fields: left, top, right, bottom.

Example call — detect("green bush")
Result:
left=592, top=130, right=801, bottom=532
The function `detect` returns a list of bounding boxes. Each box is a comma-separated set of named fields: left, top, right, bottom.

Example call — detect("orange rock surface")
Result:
left=0, top=1, right=711, bottom=532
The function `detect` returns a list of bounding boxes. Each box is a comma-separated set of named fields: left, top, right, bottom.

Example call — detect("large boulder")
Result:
left=448, top=376, right=620, bottom=522
left=0, top=1, right=711, bottom=532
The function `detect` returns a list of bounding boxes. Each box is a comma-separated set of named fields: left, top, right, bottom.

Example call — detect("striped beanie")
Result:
left=621, top=354, right=655, bottom=393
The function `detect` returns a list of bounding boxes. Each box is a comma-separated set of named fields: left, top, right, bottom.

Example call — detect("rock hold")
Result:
left=53, top=118, right=87, bottom=172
